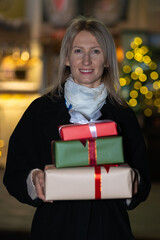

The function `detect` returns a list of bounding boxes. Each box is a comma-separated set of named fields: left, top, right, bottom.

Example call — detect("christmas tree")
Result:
left=120, top=37, right=160, bottom=117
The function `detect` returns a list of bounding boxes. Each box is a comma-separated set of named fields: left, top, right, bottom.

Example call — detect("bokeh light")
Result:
left=135, top=67, right=143, bottom=75
left=143, top=55, right=151, bottom=64
left=150, top=71, right=159, bottom=80
left=119, top=78, right=126, bottom=86
left=130, top=42, right=138, bottom=49
left=139, top=73, right=147, bottom=82
left=140, top=86, right=148, bottom=94
left=144, top=108, right=152, bottom=117
left=134, top=81, right=142, bottom=90
left=123, top=65, right=131, bottom=73
left=130, top=90, right=138, bottom=98
left=145, top=91, right=153, bottom=99
left=154, top=99, right=160, bottom=107
left=129, top=98, right=137, bottom=107
left=134, top=37, right=142, bottom=45
left=126, top=51, right=134, bottom=59
left=149, top=62, right=157, bottom=70
left=153, top=81, right=160, bottom=90
left=131, top=72, right=139, bottom=80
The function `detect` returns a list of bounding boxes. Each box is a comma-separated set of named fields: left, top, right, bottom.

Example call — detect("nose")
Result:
left=82, top=53, right=91, bottom=66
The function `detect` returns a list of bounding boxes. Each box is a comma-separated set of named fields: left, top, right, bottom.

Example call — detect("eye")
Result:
left=74, top=49, right=82, bottom=53
left=92, top=49, right=101, bottom=54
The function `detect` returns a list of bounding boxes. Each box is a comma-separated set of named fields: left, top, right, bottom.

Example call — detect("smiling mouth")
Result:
left=79, top=69, right=94, bottom=73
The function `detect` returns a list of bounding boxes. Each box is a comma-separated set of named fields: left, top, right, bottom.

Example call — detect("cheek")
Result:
left=69, top=58, right=80, bottom=69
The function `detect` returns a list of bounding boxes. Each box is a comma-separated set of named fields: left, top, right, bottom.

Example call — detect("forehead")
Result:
left=72, top=30, right=100, bottom=47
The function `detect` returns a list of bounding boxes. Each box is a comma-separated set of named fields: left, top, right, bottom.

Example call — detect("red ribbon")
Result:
left=88, top=139, right=97, bottom=166
left=95, top=164, right=119, bottom=199
left=80, top=139, right=97, bottom=166
left=95, top=166, right=101, bottom=199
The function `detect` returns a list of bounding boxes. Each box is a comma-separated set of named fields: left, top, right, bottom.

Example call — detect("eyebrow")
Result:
left=72, top=46, right=102, bottom=49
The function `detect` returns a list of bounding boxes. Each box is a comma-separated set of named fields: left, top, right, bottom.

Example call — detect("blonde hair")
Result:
left=52, top=15, right=126, bottom=106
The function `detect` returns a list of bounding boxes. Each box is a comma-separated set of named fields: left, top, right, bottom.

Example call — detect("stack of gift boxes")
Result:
left=45, top=121, right=135, bottom=201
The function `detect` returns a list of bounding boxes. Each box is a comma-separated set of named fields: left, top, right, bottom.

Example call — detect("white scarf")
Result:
left=64, top=75, right=107, bottom=122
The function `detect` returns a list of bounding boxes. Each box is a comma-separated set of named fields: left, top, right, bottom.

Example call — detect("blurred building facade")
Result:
left=0, top=0, right=160, bottom=180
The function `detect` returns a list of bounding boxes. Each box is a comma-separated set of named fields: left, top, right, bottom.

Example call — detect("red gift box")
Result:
left=59, top=121, right=118, bottom=141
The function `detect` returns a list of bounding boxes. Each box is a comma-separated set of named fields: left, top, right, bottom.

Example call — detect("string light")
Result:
left=135, top=67, right=143, bottom=75
left=120, top=36, right=160, bottom=116
left=131, top=72, right=139, bottom=80
left=125, top=77, right=131, bottom=85
left=129, top=98, right=137, bottom=107
left=150, top=71, right=159, bottom=80
left=126, top=51, right=134, bottom=59
left=130, top=42, right=138, bottom=49
left=145, top=91, right=153, bottom=99
left=134, top=81, right=142, bottom=90
left=123, top=65, right=131, bottom=73
left=140, top=86, right=148, bottom=94
left=130, top=90, right=138, bottom=98
left=149, top=62, right=157, bottom=70
left=154, top=99, right=160, bottom=107
left=119, top=78, right=126, bottom=86
left=134, top=37, right=142, bottom=45
left=144, top=108, right=152, bottom=117
left=143, top=56, right=151, bottom=64
left=153, top=81, right=160, bottom=90
left=139, top=73, right=147, bottom=82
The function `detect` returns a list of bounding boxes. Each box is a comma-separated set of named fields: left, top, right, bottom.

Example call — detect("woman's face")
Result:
left=66, top=30, right=105, bottom=88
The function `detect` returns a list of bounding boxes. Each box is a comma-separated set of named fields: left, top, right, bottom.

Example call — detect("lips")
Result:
left=79, top=69, right=94, bottom=73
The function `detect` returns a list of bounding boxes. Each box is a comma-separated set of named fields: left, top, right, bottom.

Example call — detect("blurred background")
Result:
left=0, top=0, right=159, bottom=239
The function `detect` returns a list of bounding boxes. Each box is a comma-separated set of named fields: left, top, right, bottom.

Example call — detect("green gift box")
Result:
left=51, top=136, right=124, bottom=168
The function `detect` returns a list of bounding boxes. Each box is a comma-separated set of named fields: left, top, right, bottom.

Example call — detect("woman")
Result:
left=3, top=16, right=151, bottom=240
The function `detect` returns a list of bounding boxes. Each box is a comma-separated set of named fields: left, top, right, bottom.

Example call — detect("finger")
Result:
left=35, top=176, right=45, bottom=201
left=44, top=165, right=54, bottom=170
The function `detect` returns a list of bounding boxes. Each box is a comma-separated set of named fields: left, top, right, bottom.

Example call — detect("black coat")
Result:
left=3, top=93, right=151, bottom=240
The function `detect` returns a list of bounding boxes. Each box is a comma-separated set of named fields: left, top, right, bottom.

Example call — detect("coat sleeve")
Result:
left=119, top=107, right=151, bottom=210
left=3, top=97, right=47, bottom=207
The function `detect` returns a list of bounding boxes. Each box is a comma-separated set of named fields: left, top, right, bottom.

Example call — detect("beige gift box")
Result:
left=45, top=165, right=135, bottom=201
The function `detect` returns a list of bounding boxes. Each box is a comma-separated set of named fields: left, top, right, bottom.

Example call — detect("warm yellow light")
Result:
left=134, top=81, right=142, bottom=90
left=140, top=86, right=148, bottom=94
left=149, top=62, right=157, bottom=70
left=119, top=78, right=126, bottom=86
left=0, top=151, right=2, bottom=157
left=21, top=51, right=30, bottom=61
left=131, top=72, right=139, bottom=80
left=135, top=67, right=143, bottom=75
left=12, top=48, right=20, bottom=60
left=143, top=55, right=151, bottom=64
left=16, top=59, right=26, bottom=67
left=153, top=81, right=160, bottom=90
left=154, top=99, right=160, bottom=107
left=130, top=42, right=138, bottom=49
left=134, top=37, right=142, bottom=45
left=0, top=139, right=4, bottom=148
left=116, top=47, right=124, bottom=62
left=141, top=46, right=148, bottom=55
left=145, top=91, right=153, bottom=99
left=150, top=71, right=159, bottom=80
left=125, top=77, right=131, bottom=85
left=144, top=108, right=152, bottom=117
left=139, top=73, right=147, bottom=82
left=126, top=51, right=134, bottom=59
left=134, top=53, right=143, bottom=62
left=145, top=99, right=153, bottom=105
left=129, top=98, right=137, bottom=107
left=123, top=65, right=131, bottom=73
left=130, top=90, right=138, bottom=98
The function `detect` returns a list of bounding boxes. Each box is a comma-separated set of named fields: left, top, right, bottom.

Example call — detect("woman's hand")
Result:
left=32, top=169, right=46, bottom=201
left=133, top=170, right=139, bottom=195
